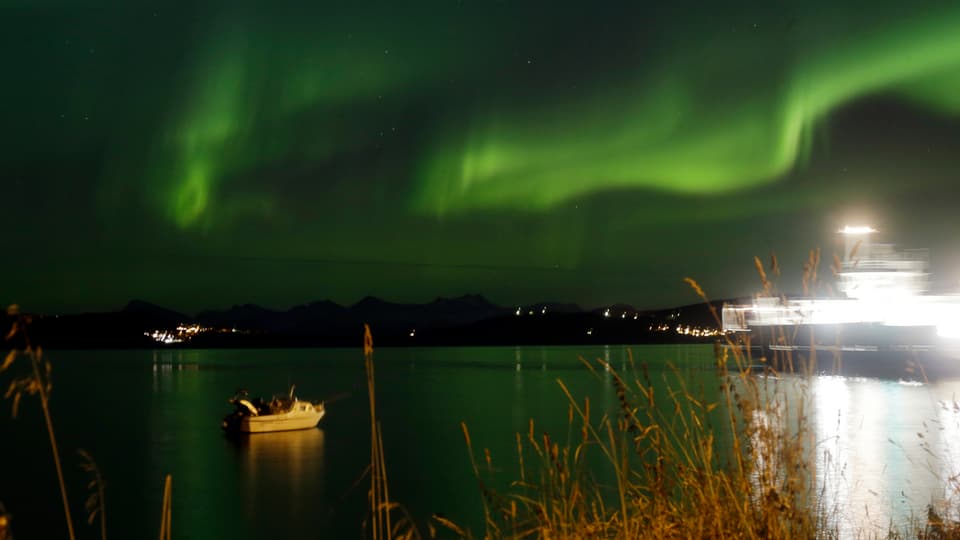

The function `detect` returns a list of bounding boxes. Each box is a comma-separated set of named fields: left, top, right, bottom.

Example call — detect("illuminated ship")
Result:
left=721, top=226, right=960, bottom=380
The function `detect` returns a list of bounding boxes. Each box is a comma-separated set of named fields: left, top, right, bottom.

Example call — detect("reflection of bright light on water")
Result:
left=813, top=376, right=853, bottom=537
left=934, top=396, right=960, bottom=521
left=513, top=352, right=525, bottom=428
left=805, top=376, right=960, bottom=537
left=853, top=381, right=891, bottom=536
left=830, top=378, right=894, bottom=538
left=937, top=398, right=960, bottom=480
left=151, top=350, right=202, bottom=393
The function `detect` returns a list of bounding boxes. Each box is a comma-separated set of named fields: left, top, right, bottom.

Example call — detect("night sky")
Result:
left=4, top=0, right=960, bottom=314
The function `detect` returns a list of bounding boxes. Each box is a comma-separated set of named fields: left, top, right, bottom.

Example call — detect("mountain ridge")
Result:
left=11, top=294, right=731, bottom=349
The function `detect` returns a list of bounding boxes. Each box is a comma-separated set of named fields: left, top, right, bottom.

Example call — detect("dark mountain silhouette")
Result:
left=14, top=295, right=728, bottom=348
left=191, top=294, right=507, bottom=335
left=197, top=304, right=285, bottom=331
left=349, top=295, right=507, bottom=327
left=122, top=299, right=191, bottom=327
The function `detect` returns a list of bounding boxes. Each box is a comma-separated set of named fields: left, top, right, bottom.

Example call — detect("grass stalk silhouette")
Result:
left=158, top=474, right=172, bottom=540
left=3, top=305, right=175, bottom=540
left=363, top=323, right=424, bottom=540
left=78, top=449, right=107, bottom=540
left=2, top=305, right=76, bottom=540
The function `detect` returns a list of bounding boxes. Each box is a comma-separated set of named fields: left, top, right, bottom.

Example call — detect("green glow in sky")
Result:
left=414, top=4, right=960, bottom=214
left=141, top=1, right=960, bottom=229
left=5, top=0, right=960, bottom=312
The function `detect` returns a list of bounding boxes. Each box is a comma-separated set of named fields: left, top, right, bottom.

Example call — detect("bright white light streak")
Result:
left=840, top=225, right=878, bottom=235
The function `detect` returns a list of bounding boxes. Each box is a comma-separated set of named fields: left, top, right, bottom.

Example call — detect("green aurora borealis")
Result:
left=4, top=0, right=960, bottom=313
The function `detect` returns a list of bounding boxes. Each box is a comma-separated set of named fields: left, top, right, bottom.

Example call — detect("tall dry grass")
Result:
left=356, top=253, right=960, bottom=539
left=450, top=287, right=829, bottom=539
left=356, top=278, right=832, bottom=538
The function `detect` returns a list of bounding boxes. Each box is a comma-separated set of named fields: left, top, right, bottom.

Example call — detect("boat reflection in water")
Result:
left=226, top=428, right=327, bottom=523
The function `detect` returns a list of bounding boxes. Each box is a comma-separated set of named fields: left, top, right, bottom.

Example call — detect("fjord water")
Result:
left=2, top=345, right=960, bottom=539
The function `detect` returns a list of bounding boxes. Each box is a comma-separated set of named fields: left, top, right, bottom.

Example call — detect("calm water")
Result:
left=2, top=345, right=960, bottom=539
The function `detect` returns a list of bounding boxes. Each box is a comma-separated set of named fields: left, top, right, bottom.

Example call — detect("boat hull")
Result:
left=223, top=402, right=325, bottom=433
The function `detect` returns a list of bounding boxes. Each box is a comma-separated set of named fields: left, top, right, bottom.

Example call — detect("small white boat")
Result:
left=222, top=386, right=325, bottom=433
